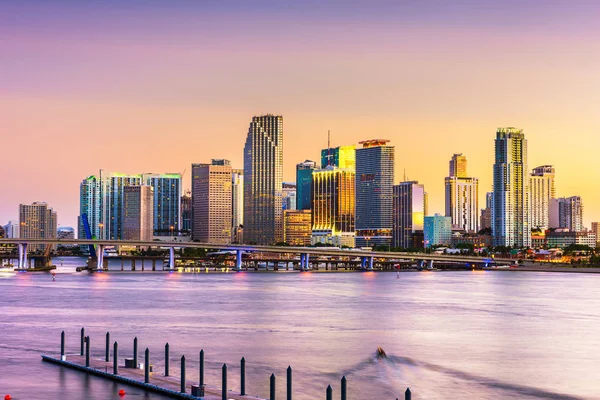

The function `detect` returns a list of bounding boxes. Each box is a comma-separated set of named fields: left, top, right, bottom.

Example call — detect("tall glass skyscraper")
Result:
left=296, top=160, right=316, bottom=211
left=355, top=140, right=394, bottom=248
left=78, top=175, right=101, bottom=240
left=243, top=115, right=284, bottom=245
left=492, top=127, right=531, bottom=247
left=105, top=174, right=143, bottom=240
left=143, top=173, right=181, bottom=236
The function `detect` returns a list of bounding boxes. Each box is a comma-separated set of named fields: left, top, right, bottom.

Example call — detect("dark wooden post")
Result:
left=181, top=355, right=186, bottom=393
left=105, top=332, right=110, bottom=362
left=165, top=343, right=170, bottom=376
left=341, top=376, right=347, bottom=400
left=200, top=349, right=204, bottom=386
left=113, top=342, right=118, bottom=375
left=270, top=373, right=276, bottom=400
left=80, top=327, right=85, bottom=356
left=240, top=357, right=246, bottom=395
left=60, top=331, right=65, bottom=358
left=133, top=337, right=138, bottom=367
left=222, top=364, right=228, bottom=400
left=85, top=336, right=90, bottom=367
left=326, top=385, right=332, bottom=400
left=144, top=348, right=150, bottom=383
left=287, top=366, right=292, bottom=400
left=405, top=388, right=411, bottom=400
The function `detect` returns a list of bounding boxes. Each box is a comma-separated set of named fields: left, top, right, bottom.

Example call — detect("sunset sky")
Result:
left=2, top=0, right=600, bottom=231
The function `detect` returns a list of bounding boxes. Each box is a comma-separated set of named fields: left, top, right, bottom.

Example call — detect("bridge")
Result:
left=0, top=238, right=503, bottom=271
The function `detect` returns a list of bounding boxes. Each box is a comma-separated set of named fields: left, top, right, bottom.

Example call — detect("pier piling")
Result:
left=133, top=337, right=138, bottom=367
left=105, top=332, right=110, bottom=362
left=60, top=331, right=65, bottom=359
left=113, top=342, right=118, bottom=375
left=85, top=336, right=90, bottom=367
left=287, top=366, right=292, bottom=400
left=241, top=357, right=246, bottom=396
left=180, top=355, right=186, bottom=393
left=405, top=388, right=411, bottom=400
left=270, top=373, right=276, bottom=400
left=222, top=364, right=228, bottom=400
left=199, top=349, right=204, bottom=386
left=341, top=376, right=347, bottom=400
left=326, top=385, right=332, bottom=400
left=80, top=327, right=85, bottom=356
left=144, top=348, right=150, bottom=383
left=165, top=343, right=170, bottom=376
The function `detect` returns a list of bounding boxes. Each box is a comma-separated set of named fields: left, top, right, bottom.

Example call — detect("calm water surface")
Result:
left=1, top=257, right=599, bottom=399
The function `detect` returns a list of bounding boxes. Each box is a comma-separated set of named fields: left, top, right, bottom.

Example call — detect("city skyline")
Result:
left=2, top=1, right=600, bottom=230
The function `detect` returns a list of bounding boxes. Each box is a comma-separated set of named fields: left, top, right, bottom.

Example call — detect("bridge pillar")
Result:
left=17, top=244, right=23, bottom=268
left=97, top=245, right=104, bottom=270
left=169, top=247, right=175, bottom=270
left=361, top=257, right=367, bottom=269
left=428, top=260, right=434, bottom=269
left=300, top=254, right=305, bottom=270
left=236, top=250, right=242, bottom=271
left=368, top=256, right=374, bottom=270
left=304, top=253, right=310, bottom=270
left=22, top=243, right=28, bottom=269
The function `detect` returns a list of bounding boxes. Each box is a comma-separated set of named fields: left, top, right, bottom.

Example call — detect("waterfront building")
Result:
left=192, top=160, right=233, bottom=244
left=19, top=202, right=57, bottom=252
left=181, top=190, right=192, bottom=234
left=243, top=115, right=284, bottom=245
left=550, top=196, right=584, bottom=232
left=232, top=169, right=244, bottom=243
left=480, top=192, right=493, bottom=231
left=451, top=232, right=493, bottom=248
left=445, top=153, right=479, bottom=232
left=492, top=127, right=531, bottom=247
left=296, top=160, right=316, bottom=211
left=311, top=166, right=355, bottom=247
left=105, top=173, right=143, bottom=240
left=530, top=165, right=555, bottom=230
left=321, top=145, right=356, bottom=169
left=591, top=222, right=600, bottom=247
left=122, top=186, right=154, bottom=241
left=283, top=182, right=297, bottom=210
left=355, top=139, right=394, bottom=248
left=546, top=230, right=596, bottom=249
left=284, top=209, right=312, bottom=246
left=424, top=214, right=452, bottom=248
left=2, top=220, right=19, bottom=239
left=143, top=173, right=181, bottom=236
left=393, top=181, right=426, bottom=249
left=78, top=175, right=102, bottom=240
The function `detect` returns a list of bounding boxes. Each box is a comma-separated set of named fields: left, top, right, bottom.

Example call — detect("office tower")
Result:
left=492, top=128, right=531, bottom=247
left=0, top=225, right=4, bottom=238
left=105, top=173, right=143, bottom=240
left=192, top=160, right=233, bottom=243
left=311, top=166, right=355, bottom=247
left=591, top=222, right=600, bottom=247
left=550, top=196, right=584, bottom=232
left=393, top=181, right=426, bottom=249
left=296, top=160, right=316, bottom=210
left=355, top=140, right=394, bottom=247
left=530, top=165, right=555, bottom=230
left=122, top=186, right=154, bottom=241
left=424, top=214, right=452, bottom=248
left=57, top=227, right=75, bottom=240
left=243, top=115, right=284, bottom=245
left=284, top=210, right=312, bottom=246
left=480, top=192, right=493, bottom=231
left=232, top=169, right=244, bottom=242
left=321, top=145, right=356, bottom=169
left=445, top=153, right=479, bottom=232
left=19, top=202, right=57, bottom=251
left=143, top=173, right=181, bottom=236
left=78, top=175, right=102, bottom=241
left=282, top=182, right=297, bottom=210
left=2, top=221, right=19, bottom=239
left=181, top=190, right=192, bottom=234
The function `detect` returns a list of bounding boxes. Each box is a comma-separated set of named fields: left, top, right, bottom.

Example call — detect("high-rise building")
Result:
left=78, top=175, right=102, bottom=240
left=122, top=186, right=154, bottom=241
left=143, top=173, right=181, bottom=236
left=181, top=190, right=192, bottom=234
left=19, top=202, right=57, bottom=251
left=424, top=214, right=452, bottom=248
left=192, top=160, right=233, bottom=243
left=296, top=160, right=316, bottom=211
left=2, top=220, right=19, bottom=239
left=321, top=145, right=356, bottom=169
left=105, top=173, right=143, bottom=240
left=530, top=165, right=555, bottom=230
left=445, top=153, right=479, bottom=232
left=284, top=210, right=312, bottom=246
left=591, top=222, right=600, bottom=247
left=550, top=196, right=583, bottom=232
left=480, top=192, right=493, bottom=231
left=492, top=128, right=531, bottom=247
left=282, top=182, right=297, bottom=210
left=243, top=115, right=284, bottom=245
left=311, top=166, right=355, bottom=247
left=0, top=225, right=4, bottom=239
left=355, top=140, right=394, bottom=248
left=393, top=181, right=426, bottom=249
left=232, top=169, right=244, bottom=243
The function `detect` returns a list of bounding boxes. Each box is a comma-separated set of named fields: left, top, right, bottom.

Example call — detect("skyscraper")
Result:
left=282, top=182, right=297, bottom=210
left=550, top=196, right=584, bottom=232
left=445, top=153, right=479, bottom=232
left=181, top=190, right=192, bottom=234
left=530, top=165, right=555, bottom=230
left=122, top=185, right=154, bottom=241
left=243, top=115, right=284, bottom=245
left=296, top=160, right=316, bottom=211
left=424, top=214, right=452, bottom=248
left=231, top=169, right=244, bottom=242
left=284, top=209, right=312, bottom=246
left=105, top=173, right=143, bottom=240
left=143, top=173, right=181, bottom=236
left=19, top=202, right=57, bottom=251
left=78, top=175, right=101, bottom=240
left=311, top=166, right=355, bottom=247
left=393, top=181, right=426, bottom=249
left=492, top=128, right=531, bottom=247
left=321, top=145, right=356, bottom=169
left=192, top=160, right=233, bottom=243
left=355, top=140, right=394, bottom=248
left=591, top=222, right=600, bottom=247
left=480, top=192, right=493, bottom=230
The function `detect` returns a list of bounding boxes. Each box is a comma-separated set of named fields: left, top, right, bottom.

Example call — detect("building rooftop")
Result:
left=359, top=139, right=390, bottom=148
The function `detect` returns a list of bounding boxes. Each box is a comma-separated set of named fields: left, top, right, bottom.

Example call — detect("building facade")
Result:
left=192, top=160, right=233, bottom=244
left=283, top=182, right=297, bottom=210
left=284, top=210, right=312, bottom=246
left=296, top=160, right=316, bottom=211
left=546, top=230, right=596, bottom=249
left=591, top=222, right=600, bottom=247
left=550, top=196, right=584, bottom=232
left=393, top=181, right=426, bottom=249
left=445, top=153, right=479, bottom=232
left=243, top=115, right=284, bottom=245
left=231, top=169, right=244, bottom=243
left=311, top=166, right=355, bottom=247
left=480, top=192, right=493, bottom=231
left=78, top=175, right=102, bottom=240
left=424, top=214, right=452, bottom=248
left=122, top=186, right=154, bottom=241
left=355, top=140, right=394, bottom=247
left=321, top=145, right=356, bottom=169
left=181, top=190, right=192, bottom=234
left=2, top=221, right=19, bottom=239
left=19, top=202, right=57, bottom=252
left=105, top=174, right=143, bottom=240
left=492, top=128, right=531, bottom=247
left=530, top=165, right=555, bottom=230
left=143, top=173, right=181, bottom=236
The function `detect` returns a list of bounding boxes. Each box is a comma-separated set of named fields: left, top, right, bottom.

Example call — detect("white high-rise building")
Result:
left=492, top=128, right=531, bottom=247
left=445, top=153, right=479, bottom=232
left=530, top=165, right=555, bottom=230
left=232, top=169, right=244, bottom=243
